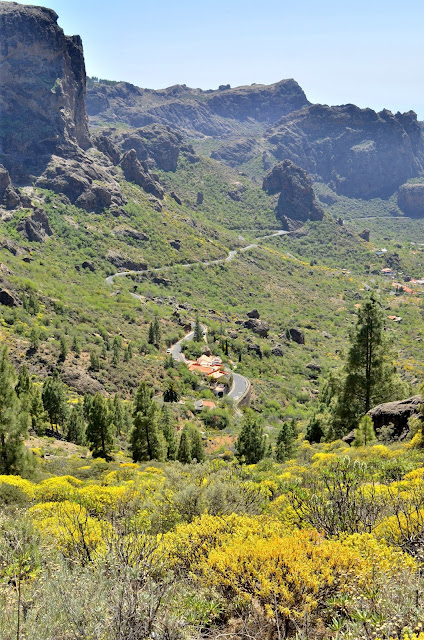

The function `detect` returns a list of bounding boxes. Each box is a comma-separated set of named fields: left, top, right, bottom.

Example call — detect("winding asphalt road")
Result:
left=105, top=229, right=289, bottom=285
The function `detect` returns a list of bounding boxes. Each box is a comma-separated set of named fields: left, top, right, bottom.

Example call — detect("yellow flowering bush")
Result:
left=77, top=485, right=132, bottom=517
left=0, top=475, right=36, bottom=499
left=201, top=529, right=366, bottom=622
left=30, top=500, right=108, bottom=561
left=35, top=476, right=81, bottom=503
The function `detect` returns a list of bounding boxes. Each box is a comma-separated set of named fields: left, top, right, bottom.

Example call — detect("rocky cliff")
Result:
left=0, top=2, right=90, bottom=180
left=265, top=105, right=424, bottom=199
left=0, top=2, right=167, bottom=211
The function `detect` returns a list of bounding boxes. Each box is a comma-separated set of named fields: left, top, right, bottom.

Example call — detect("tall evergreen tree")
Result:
left=163, top=380, right=179, bottom=403
left=177, top=428, right=192, bottom=464
left=42, top=373, right=68, bottom=432
left=111, top=394, right=125, bottom=436
left=334, top=294, right=405, bottom=435
left=66, top=403, right=86, bottom=445
left=161, top=405, right=177, bottom=460
left=0, top=346, right=29, bottom=475
left=275, top=420, right=297, bottom=462
left=131, top=382, right=165, bottom=461
left=153, top=316, right=161, bottom=348
left=29, top=387, right=48, bottom=436
left=193, top=315, right=203, bottom=343
left=235, top=411, right=266, bottom=464
left=189, top=425, right=205, bottom=462
left=86, top=393, right=114, bottom=459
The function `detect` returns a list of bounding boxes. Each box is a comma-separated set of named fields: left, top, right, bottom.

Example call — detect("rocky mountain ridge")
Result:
left=88, top=79, right=424, bottom=203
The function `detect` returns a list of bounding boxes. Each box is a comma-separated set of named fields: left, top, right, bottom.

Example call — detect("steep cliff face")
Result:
left=0, top=2, right=90, bottom=181
left=86, top=79, right=310, bottom=137
left=265, top=105, right=424, bottom=199
left=262, top=160, right=324, bottom=230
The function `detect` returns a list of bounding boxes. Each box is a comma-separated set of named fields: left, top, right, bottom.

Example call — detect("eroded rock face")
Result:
left=263, top=160, right=324, bottom=230
left=0, top=3, right=126, bottom=211
left=265, top=105, right=424, bottom=199
left=120, top=150, right=164, bottom=200
left=289, top=328, right=305, bottom=344
left=0, top=2, right=90, bottom=180
left=35, top=154, right=126, bottom=211
left=397, top=183, right=424, bottom=217
left=106, top=251, right=147, bottom=272
left=0, top=288, right=20, bottom=307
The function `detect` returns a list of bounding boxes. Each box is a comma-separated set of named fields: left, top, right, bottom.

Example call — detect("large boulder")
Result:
left=263, top=160, right=324, bottom=230
left=368, top=395, right=422, bottom=439
left=397, top=183, right=424, bottom=217
left=244, top=318, right=269, bottom=337
left=0, top=288, right=20, bottom=307
left=289, top=328, right=305, bottom=344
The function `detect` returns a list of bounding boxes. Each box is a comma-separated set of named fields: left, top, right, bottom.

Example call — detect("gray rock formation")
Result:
left=263, top=160, right=324, bottom=230
left=244, top=318, right=269, bottom=337
left=119, top=150, right=164, bottom=199
left=289, top=328, right=305, bottom=344
left=397, top=183, right=424, bottom=217
left=0, top=165, right=30, bottom=209
left=17, top=209, right=52, bottom=242
left=0, top=288, right=20, bottom=307
left=265, top=105, right=424, bottom=199
left=368, top=395, right=422, bottom=439
left=0, top=2, right=90, bottom=179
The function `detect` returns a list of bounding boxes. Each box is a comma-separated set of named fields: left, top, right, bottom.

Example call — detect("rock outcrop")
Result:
left=397, top=183, right=424, bottom=217
left=119, top=150, right=164, bottom=199
left=0, top=165, right=30, bottom=209
left=368, top=395, right=422, bottom=439
left=17, top=209, right=52, bottom=242
left=263, top=160, right=324, bottom=230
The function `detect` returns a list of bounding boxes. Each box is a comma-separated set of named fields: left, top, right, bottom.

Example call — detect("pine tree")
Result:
left=42, top=373, right=68, bottom=432
left=189, top=425, right=205, bottom=462
left=71, top=335, right=80, bottom=355
left=235, top=411, right=266, bottom=464
left=334, top=294, right=405, bottom=435
left=111, top=394, right=125, bottom=436
left=275, top=420, right=297, bottom=462
left=0, top=346, right=29, bottom=475
left=153, top=316, right=161, bottom=348
left=193, top=315, right=203, bottom=343
left=29, top=387, right=48, bottom=436
left=148, top=322, right=155, bottom=346
left=177, top=428, right=192, bottom=464
left=353, top=415, right=376, bottom=447
left=131, top=382, right=165, bottom=461
left=66, top=403, right=86, bottom=445
left=59, top=336, right=68, bottom=362
left=163, top=380, right=179, bottom=403
left=15, top=366, right=32, bottom=398
left=161, top=405, right=177, bottom=460
left=86, top=393, right=114, bottom=459
left=306, top=414, right=325, bottom=444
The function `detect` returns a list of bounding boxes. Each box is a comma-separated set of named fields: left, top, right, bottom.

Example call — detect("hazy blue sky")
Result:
left=5, top=0, right=424, bottom=117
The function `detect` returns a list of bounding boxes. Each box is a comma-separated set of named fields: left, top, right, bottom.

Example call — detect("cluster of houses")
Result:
left=186, top=353, right=231, bottom=398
